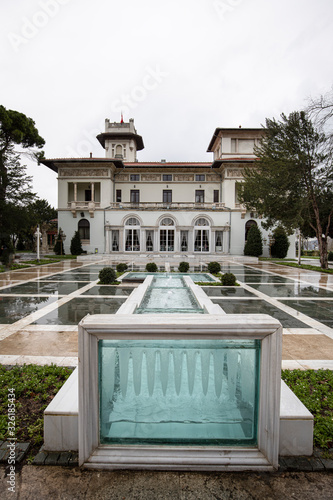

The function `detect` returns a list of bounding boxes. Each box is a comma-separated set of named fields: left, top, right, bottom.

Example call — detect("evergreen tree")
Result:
left=70, top=231, right=83, bottom=255
left=244, top=225, right=263, bottom=257
left=271, top=226, right=290, bottom=258
left=0, top=106, right=44, bottom=249
left=240, top=111, right=333, bottom=268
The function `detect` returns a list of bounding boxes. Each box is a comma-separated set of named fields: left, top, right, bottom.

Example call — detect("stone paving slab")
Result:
left=0, top=441, right=30, bottom=464
left=1, top=465, right=333, bottom=500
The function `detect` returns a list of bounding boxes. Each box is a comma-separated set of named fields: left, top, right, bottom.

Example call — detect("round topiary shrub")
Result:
left=145, top=262, right=158, bottom=272
left=207, top=261, right=221, bottom=274
left=221, top=273, right=236, bottom=286
left=178, top=261, right=189, bottom=272
left=328, top=251, right=333, bottom=262
left=98, top=267, right=117, bottom=284
left=116, top=263, right=128, bottom=273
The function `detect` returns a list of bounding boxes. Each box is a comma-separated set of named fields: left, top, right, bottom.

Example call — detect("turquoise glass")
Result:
left=99, top=339, right=260, bottom=446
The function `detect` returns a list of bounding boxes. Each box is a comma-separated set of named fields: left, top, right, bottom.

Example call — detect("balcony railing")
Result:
left=68, top=201, right=101, bottom=210
left=68, top=201, right=101, bottom=218
left=108, top=202, right=226, bottom=210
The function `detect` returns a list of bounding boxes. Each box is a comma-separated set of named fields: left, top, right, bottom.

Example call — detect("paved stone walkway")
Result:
left=1, top=258, right=333, bottom=369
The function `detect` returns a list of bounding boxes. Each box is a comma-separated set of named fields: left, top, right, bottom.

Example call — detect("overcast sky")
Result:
left=1, top=0, right=333, bottom=208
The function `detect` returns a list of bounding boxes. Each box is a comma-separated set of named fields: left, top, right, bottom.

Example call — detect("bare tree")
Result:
left=307, top=86, right=333, bottom=149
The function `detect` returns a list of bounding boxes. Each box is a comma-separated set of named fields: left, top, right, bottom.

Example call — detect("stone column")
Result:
left=105, top=227, right=110, bottom=253
left=223, top=228, right=230, bottom=254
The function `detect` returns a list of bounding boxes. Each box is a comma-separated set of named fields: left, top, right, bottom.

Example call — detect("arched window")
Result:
left=160, top=217, right=174, bottom=226
left=245, top=220, right=257, bottom=241
left=159, top=218, right=175, bottom=251
left=195, top=217, right=209, bottom=226
left=125, top=217, right=140, bottom=251
left=194, top=218, right=210, bottom=252
left=78, top=219, right=90, bottom=240
left=126, top=217, right=140, bottom=226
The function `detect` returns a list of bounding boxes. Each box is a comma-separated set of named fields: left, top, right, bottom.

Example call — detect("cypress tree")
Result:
left=70, top=231, right=83, bottom=255
left=271, top=226, right=290, bottom=258
left=244, top=225, right=263, bottom=257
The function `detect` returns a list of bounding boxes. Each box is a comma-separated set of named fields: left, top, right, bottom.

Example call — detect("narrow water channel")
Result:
left=135, top=274, right=205, bottom=314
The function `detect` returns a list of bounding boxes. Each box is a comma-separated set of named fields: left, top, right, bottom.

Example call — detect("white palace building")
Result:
left=41, top=119, right=295, bottom=261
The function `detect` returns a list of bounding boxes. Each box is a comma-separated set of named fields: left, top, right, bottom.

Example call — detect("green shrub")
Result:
left=271, top=226, right=290, bottom=259
left=98, top=267, right=117, bottom=284
left=145, top=262, right=158, bottom=272
left=116, top=263, right=128, bottom=273
left=178, top=261, right=189, bottom=272
left=328, top=251, right=333, bottom=262
left=207, top=261, right=221, bottom=274
left=244, top=225, right=263, bottom=257
left=221, top=273, right=236, bottom=286
left=70, top=231, right=83, bottom=255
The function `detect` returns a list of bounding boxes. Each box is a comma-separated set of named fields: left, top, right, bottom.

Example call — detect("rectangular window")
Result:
left=195, top=174, right=205, bottom=181
left=112, top=230, right=119, bottom=251
left=163, top=174, right=172, bottom=181
left=214, top=190, right=219, bottom=203
left=195, top=190, right=205, bottom=203
left=146, top=230, right=154, bottom=251
left=180, top=231, right=188, bottom=252
left=85, top=190, right=92, bottom=202
left=238, top=139, right=255, bottom=153
left=163, top=190, right=172, bottom=203
left=215, top=231, right=223, bottom=252
left=116, top=190, right=122, bottom=203
left=130, top=174, right=140, bottom=181
left=231, top=139, right=255, bottom=154
left=130, top=190, right=140, bottom=203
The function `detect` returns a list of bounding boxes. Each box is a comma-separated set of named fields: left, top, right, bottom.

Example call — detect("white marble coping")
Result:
left=45, top=368, right=78, bottom=416
left=280, top=381, right=313, bottom=420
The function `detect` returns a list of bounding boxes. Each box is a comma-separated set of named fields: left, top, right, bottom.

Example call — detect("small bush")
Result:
left=178, top=261, right=189, bottom=272
left=328, top=251, right=333, bottom=262
left=207, top=261, right=221, bottom=274
left=98, top=267, right=117, bottom=284
left=116, top=263, right=128, bottom=273
left=145, top=262, right=158, bottom=272
left=221, top=273, right=236, bottom=286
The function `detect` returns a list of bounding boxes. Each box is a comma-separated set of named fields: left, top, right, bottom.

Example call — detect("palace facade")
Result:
left=41, top=119, right=295, bottom=259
